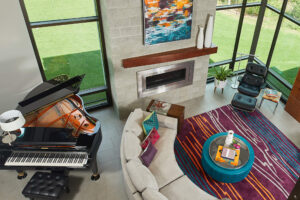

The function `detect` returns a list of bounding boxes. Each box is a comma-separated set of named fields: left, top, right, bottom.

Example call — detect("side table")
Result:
left=259, top=88, right=282, bottom=113
left=146, top=100, right=185, bottom=133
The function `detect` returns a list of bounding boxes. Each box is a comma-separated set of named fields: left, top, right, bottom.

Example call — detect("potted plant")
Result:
left=212, top=66, right=233, bottom=90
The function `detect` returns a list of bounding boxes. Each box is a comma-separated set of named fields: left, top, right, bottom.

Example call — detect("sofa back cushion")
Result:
left=124, top=131, right=142, bottom=162
left=126, top=160, right=159, bottom=192
left=124, top=109, right=144, bottom=139
left=142, top=188, right=168, bottom=200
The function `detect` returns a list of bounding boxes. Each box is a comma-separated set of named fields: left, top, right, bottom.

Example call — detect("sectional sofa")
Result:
left=120, top=108, right=225, bottom=200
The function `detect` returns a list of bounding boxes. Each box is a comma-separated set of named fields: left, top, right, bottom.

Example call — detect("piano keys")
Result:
left=5, top=151, right=88, bottom=168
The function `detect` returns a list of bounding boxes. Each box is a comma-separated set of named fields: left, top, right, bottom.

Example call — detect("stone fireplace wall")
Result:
left=100, top=0, right=217, bottom=119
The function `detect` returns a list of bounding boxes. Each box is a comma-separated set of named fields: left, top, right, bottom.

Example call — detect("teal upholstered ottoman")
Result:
left=201, top=132, right=254, bottom=183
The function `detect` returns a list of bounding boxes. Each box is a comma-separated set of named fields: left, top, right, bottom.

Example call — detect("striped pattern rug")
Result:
left=174, top=105, right=300, bottom=200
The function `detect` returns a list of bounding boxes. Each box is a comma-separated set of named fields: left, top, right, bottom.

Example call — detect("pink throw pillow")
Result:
left=141, top=127, right=160, bottom=149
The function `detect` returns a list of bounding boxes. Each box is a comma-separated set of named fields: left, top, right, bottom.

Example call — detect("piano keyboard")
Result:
left=5, top=151, right=88, bottom=168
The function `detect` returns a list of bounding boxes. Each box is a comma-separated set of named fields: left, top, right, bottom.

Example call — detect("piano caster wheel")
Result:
left=17, top=172, right=27, bottom=180
left=91, top=173, right=100, bottom=181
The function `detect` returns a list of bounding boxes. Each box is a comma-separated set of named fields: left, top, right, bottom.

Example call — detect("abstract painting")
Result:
left=143, top=0, right=193, bottom=45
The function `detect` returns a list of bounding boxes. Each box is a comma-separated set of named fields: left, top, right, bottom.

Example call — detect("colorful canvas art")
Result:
left=143, top=0, right=193, bottom=45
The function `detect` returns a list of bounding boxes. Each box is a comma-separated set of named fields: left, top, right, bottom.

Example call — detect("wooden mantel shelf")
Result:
left=122, top=45, right=218, bottom=68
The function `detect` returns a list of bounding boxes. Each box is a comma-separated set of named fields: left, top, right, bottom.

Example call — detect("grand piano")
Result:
left=0, top=75, right=102, bottom=181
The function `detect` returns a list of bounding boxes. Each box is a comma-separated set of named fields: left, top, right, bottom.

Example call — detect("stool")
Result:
left=22, top=172, right=69, bottom=200
left=231, top=93, right=257, bottom=112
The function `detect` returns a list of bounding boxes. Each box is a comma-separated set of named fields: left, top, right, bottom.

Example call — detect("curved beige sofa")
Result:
left=121, top=108, right=223, bottom=200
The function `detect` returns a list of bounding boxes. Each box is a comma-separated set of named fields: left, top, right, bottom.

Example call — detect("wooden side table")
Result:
left=146, top=100, right=185, bottom=133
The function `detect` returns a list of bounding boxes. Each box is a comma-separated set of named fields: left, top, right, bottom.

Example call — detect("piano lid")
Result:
left=17, top=75, right=85, bottom=115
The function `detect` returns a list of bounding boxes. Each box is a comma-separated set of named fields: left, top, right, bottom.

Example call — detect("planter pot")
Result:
left=214, top=78, right=227, bottom=89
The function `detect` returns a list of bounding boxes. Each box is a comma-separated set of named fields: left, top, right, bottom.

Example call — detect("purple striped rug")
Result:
left=175, top=105, right=300, bottom=200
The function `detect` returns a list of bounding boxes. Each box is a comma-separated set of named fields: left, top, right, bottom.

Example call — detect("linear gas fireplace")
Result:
left=137, top=61, right=194, bottom=98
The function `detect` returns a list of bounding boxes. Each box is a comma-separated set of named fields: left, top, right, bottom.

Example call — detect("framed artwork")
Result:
left=143, top=0, right=193, bottom=45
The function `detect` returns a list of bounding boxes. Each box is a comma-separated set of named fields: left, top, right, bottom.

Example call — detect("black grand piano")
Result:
left=0, top=75, right=102, bottom=181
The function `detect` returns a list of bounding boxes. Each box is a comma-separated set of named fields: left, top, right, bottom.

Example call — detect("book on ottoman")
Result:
left=149, top=100, right=171, bottom=116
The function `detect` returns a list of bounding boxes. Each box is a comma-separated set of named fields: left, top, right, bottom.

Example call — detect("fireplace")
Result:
left=137, top=61, right=194, bottom=98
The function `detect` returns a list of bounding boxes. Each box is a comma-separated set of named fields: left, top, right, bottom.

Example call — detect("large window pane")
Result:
left=33, top=22, right=106, bottom=91
left=211, top=9, right=240, bottom=63
left=266, top=73, right=291, bottom=98
left=236, top=7, right=259, bottom=58
left=82, top=92, right=107, bottom=107
left=286, top=0, right=300, bottom=21
left=269, top=19, right=300, bottom=85
left=217, top=0, right=243, bottom=6
left=24, top=0, right=96, bottom=22
left=255, top=9, right=279, bottom=63
left=268, top=0, right=283, bottom=10
left=217, top=0, right=260, bottom=6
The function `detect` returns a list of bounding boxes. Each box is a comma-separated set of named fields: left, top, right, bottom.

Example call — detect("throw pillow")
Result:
left=126, top=160, right=159, bottom=192
left=142, top=111, right=159, bottom=135
left=141, top=127, right=160, bottom=149
left=123, top=131, right=142, bottom=162
left=140, top=142, right=157, bottom=167
left=142, top=188, right=168, bottom=200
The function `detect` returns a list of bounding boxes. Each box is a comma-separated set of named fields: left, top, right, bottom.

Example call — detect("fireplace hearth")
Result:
left=137, top=61, right=194, bottom=98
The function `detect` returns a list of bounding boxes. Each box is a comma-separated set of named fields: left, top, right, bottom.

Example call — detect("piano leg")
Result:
left=17, top=170, right=27, bottom=180
left=90, top=159, right=100, bottom=181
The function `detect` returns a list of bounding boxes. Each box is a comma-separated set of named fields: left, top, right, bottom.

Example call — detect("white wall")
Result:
left=0, top=0, right=42, bottom=114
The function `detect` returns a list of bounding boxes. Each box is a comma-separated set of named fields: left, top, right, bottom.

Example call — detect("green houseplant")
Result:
left=212, top=66, right=233, bottom=90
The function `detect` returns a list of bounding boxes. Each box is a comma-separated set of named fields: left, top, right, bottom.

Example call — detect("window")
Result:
left=20, top=0, right=111, bottom=109
left=211, top=9, right=240, bottom=63
left=209, top=0, right=300, bottom=102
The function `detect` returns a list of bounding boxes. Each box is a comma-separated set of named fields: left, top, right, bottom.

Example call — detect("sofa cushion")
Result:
left=143, top=111, right=177, bottom=130
left=124, top=131, right=142, bottom=162
left=142, top=188, right=168, bottom=200
left=133, top=192, right=143, bottom=200
left=142, top=111, right=159, bottom=135
left=160, top=175, right=218, bottom=200
left=124, top=109, right=144, bottom=138
left=141, top=127, right=160, bottom=149
left=140, top=142, right=157, bottom=167
left=149, top=127, right=184, bottom=188
left=126, top=160, right=159, bottom=192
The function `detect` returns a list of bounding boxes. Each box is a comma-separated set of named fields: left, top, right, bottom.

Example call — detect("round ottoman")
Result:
left=201, top=132, right=254, bottom=183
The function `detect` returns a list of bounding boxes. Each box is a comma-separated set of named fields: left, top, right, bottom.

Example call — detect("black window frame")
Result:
left=209, top=0, right=299, bottom=103
left=19, top=0, right=112, bottom=110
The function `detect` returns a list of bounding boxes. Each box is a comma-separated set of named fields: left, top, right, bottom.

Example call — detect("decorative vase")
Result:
left=214, top=78, right=227, bottom=89
left=196, top=26, right=204, bottom=49
left=204, top=15, right=214, bottom=48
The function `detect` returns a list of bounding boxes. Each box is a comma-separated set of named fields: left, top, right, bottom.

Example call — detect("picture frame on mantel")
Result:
left=143, top=0, right=193, bottom=46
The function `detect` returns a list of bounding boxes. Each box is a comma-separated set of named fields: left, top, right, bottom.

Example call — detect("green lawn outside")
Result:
left=24, top=0, right=96, bottom=22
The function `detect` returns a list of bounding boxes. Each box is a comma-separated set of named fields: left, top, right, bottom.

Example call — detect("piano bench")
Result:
left=22, top=172, right=69, bottom=200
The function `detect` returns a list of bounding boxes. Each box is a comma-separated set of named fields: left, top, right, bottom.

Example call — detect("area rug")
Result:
left=174, top=105, right=300, bottom=200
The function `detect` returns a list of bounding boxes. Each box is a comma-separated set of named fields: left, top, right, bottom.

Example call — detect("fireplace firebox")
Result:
left=137, top=61, right=194, bottom=98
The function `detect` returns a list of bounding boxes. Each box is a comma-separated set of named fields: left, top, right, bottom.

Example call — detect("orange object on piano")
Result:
left=24, top=95, right=97, bottom=138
